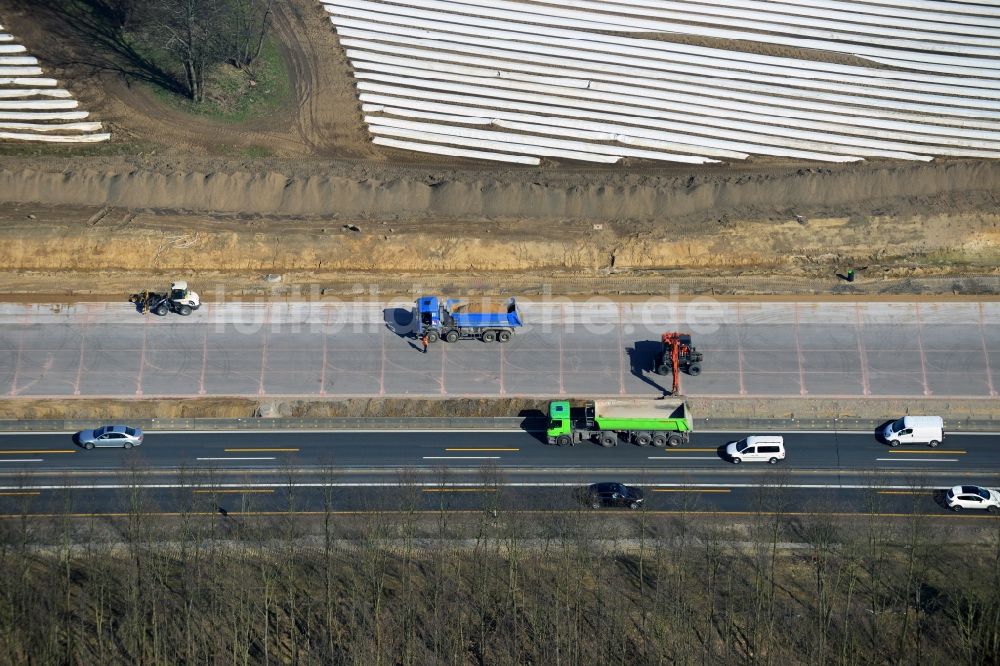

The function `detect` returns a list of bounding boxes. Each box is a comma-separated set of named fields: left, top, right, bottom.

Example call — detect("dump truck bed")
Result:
left=592, top=399, right=692, bottom=432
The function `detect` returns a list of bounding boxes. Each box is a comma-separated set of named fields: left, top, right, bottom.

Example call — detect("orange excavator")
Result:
left=655, top=332, right=703, bottom=395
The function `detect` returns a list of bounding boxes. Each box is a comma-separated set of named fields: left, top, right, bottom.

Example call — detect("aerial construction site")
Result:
left=0, top=1, right=998, bottom=663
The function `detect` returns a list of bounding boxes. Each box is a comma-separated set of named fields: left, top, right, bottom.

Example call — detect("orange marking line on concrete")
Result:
left=652, top=488, right=730, bottom=493
left=422, top=488, right=498, bottom=493
left=193, top=489, right=273, bottom=494
left=0, top=492, right=41, bottom=496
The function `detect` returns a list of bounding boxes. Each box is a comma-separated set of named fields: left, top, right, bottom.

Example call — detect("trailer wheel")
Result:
left=655, top=364, right=669, bottom=376
left=497, top=330, right=512, bottom=343
left=666, top=434, right=683, bottom=447
left=687, top=363, right=702, bottom=376
left=635, top=433, right=652, bottom=447
left=177, top=305, right=192, bottom=316
left=556, top=435, right=572, bottom=447
left=425, top=331, right=439, bottom=344
left=599, top=434, right=617, bottom=448
left=445, top=330, right=460, bottom=343
left=153, top=305, right=168, bottom=316
left=651, top=434, right=667, bottom=448
left=482, top=330, right=497, bottom=343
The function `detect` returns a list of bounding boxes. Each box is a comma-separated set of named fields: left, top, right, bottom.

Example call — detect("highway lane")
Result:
left=0, top=429, right=997, bottom=490
left=0, top=482, right=995, bottom=520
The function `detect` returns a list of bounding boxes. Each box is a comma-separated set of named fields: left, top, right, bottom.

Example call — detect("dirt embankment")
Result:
left=0, top=200, right=996, bottom=289
left=0, top=158, right=997, bottom=221
left=3, top=396, right=997, bottom=423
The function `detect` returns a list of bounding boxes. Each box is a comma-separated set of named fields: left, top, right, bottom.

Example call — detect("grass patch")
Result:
left=145, top=37, right=290, bottom=123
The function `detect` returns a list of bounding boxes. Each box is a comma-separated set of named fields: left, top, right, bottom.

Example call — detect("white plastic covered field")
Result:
left=321, top=0, right=1000, bottom=164
left=0, top=23, right=109, bottom=143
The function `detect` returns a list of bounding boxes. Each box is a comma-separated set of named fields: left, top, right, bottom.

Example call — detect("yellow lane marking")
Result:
left=659, top=448, right=718, bottom=452
left=423, top=488, right=498, bottom=493
left=652, top=489, right=730, bottom=493
left=444, top=448, right=519, bottom=451
left=0, top=492, right=41, bottom=496
left=878, top=491, right=926, bottom=495
left=193, top=489, right=273, bottom=494
left=0, top=450, right=76, bottom=454
left=223, top=448, right=299, bottom=452
left=888, top=450, right=965, bottom=455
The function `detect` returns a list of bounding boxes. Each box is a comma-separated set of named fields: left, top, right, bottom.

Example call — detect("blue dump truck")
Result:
left=417, top=295, right=523, bottom=343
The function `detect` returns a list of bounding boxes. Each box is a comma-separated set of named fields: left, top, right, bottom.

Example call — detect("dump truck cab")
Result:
left=547, top=400, right=573, bottom=445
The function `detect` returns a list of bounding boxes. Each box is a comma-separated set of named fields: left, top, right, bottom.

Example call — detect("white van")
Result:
left=882, top=416, right=944, bottom=447
left=725, top=436, right=785, bottom=464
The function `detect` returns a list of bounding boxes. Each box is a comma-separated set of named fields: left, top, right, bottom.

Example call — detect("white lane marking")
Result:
left=422, top=456, right=502, bottom=460
left=196, top=457, right=276, bottom=461
left=0, top=459, right=43, bottom=463
left=647, top=456, right=720, bottom=460
left=875, top=458, right=958, bottom=462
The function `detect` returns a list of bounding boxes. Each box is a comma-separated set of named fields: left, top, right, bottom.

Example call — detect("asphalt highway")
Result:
left=1, top=429, right=998, bottom=517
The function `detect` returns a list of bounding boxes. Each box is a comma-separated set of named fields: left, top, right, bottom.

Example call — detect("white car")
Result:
left=945, top=485, right=1000, bottom=513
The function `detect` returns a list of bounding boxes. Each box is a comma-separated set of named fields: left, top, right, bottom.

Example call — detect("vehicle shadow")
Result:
left=518, top=409, right=548, bottom=444
left=931, top=489, right=951, bottom=512
left=626, top=340, right=668, bottom=394
left=384, top=307, right=416, bottom=338
left=874, top=420, right=895, bottom=446
left=717, top=444, right=731, bottom=463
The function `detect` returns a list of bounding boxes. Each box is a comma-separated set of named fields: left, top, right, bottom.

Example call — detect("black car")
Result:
left=586, top=482, right=644, bottom=510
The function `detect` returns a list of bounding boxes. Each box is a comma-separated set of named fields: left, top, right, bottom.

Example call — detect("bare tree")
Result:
left=224, top=0, right=276, bottom=69
left=140, top=0, right=230, bottom=101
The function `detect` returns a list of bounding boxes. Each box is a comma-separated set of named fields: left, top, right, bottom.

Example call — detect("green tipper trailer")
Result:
left=546, top=398, right=693, bottom=447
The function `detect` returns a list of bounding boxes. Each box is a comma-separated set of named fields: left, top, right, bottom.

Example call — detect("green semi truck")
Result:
left=546, top=398, right=693, bottom=447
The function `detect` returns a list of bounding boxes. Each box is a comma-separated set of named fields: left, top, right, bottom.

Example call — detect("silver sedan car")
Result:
left=75, top=425, right=144, bottom=450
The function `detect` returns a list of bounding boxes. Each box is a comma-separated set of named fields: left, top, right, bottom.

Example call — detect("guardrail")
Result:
left=0, top=416, right=996, bottom=433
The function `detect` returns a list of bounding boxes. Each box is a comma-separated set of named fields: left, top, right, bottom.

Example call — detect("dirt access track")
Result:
left=0, top=0, right=998, bottom=296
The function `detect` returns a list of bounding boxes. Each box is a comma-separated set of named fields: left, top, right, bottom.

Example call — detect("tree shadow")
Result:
left=13, top=0, right=186, bottom=95
left=626, top=340, right=668, bottom=394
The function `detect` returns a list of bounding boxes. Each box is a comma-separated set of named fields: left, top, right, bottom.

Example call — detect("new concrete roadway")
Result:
left=1, top=429, right=998, bottom=518
left=0, top=299, right=997, bottom=399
